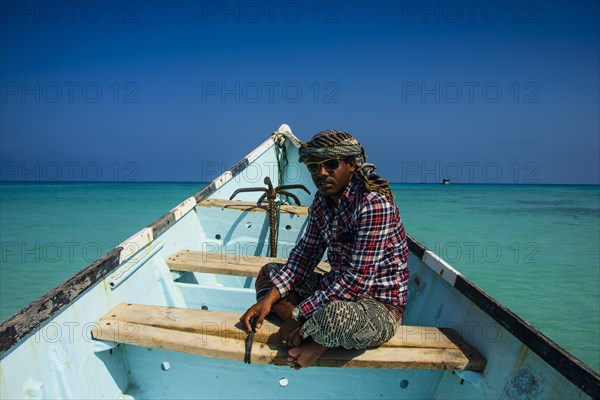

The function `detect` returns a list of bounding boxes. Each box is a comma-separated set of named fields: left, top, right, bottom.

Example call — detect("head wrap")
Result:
left=298, top=130, right=394, bottom=199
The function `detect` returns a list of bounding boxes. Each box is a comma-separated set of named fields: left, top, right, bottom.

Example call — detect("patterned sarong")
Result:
left=256, top=262, right=403, bottom=349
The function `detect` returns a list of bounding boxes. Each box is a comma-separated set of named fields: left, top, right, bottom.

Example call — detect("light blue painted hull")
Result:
left=1, top=126, right=598, bottom=399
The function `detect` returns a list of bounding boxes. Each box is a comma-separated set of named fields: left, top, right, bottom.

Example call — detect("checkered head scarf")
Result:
left=298, top=130, right=394, bottom=199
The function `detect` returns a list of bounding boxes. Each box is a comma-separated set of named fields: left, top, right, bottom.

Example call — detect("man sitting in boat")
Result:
left=240, top=130, right=409, bottom=369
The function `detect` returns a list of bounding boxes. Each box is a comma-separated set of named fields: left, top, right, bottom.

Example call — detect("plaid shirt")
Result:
left=271, top=177, right=409, bottom=319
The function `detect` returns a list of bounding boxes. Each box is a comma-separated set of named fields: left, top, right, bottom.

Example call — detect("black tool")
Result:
left=244, top=316, right=258, bottom=364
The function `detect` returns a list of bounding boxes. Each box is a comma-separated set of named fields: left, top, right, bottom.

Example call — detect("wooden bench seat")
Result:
left=92, top=303, right=486, bottom=371
left=167, top=250, right=331, bottom=276
left=197, top=198, right=309, bottom=215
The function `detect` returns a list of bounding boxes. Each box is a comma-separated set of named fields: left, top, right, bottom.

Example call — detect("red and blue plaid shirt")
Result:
left=271, top=177, right=409, bottom=319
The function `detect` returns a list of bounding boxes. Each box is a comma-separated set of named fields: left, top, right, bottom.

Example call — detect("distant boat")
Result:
left=1, top=124, right=598, bottom=399
left=441, top=178, right=451, bottom=184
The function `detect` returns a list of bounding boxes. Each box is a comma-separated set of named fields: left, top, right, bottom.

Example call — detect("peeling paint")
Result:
left=502, top=369, right=539, bottom=400
left=171, top=196, right=196, bottom=221
left=118, top=228, right=154, bottom=264
left=23, top=378, right=45, bottom=400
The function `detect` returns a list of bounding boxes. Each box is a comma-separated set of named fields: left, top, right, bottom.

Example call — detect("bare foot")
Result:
left=286, top=339, right=328, bottom=370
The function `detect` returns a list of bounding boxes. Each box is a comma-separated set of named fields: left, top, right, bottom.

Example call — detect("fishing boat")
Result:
left=1, top=124, right=598, bottom=399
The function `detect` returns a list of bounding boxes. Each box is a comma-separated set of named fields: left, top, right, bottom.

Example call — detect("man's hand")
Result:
left=240, top=288, right=281, bottom=332
left=279, top=318, right=303, bottom=347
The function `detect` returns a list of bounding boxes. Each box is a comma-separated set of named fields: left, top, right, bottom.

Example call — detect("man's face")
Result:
left=308, top=158, right=356, bottom=203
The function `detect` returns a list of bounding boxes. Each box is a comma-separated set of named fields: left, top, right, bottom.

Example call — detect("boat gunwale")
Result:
left=0, top=247, right=122, bottom=355
left=0, top=127, right=598, bottom=399
left=408, top=235, right=600, bottom=398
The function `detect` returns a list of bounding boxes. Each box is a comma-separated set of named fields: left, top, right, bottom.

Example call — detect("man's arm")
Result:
left=239, top=287, right=281, bottom=331
left=240, top=203, right=326, bottom=331
left=270, top=210, right=327, bottom=298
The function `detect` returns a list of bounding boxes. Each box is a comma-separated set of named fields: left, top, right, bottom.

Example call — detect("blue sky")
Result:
left=1, top=0, right=598, bottom=183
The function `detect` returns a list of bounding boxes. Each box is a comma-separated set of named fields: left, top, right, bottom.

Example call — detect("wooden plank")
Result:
left=317, top=346, right=479, bottom=370
left=99, top=304, right=458, bottom=349
left=92, top=318, right=287, bottom=365
left=197, top=198, right=309, bottom=215
left=100, top=304, right=275, bottom=343
left=92, top=320, right=476, bottom=370
left=93, top=304, right=486, bottom=371
left=167, top=250, right=331, bottom=276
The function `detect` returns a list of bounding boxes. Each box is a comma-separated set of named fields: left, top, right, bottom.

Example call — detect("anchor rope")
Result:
left=274, top=132, right=289, bottom=203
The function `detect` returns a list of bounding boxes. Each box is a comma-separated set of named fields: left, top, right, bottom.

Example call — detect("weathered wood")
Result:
left=197, top=198, right=309, bottom=215
left=193, top=182, right=217, bottom=204
left=93, top=318, right=286, bottom=364
left=101, top=304, right=482, bottom=351
left=167, top=250, right=331, bottom=276
left=0, top=248, right=123, bottom=355
left=151, top=211, right=177, bottom=239
left=93, top=303, right=486, bottom=371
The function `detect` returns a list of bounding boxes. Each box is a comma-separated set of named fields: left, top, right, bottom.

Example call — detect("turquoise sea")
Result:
left=0, top=182, right=598, bottom=372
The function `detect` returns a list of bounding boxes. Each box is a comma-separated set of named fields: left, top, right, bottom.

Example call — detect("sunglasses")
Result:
left=305, top=158, right=341, bottom=174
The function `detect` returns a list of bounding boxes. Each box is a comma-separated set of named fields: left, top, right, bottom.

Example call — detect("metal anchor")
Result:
left=229, top=177, right=310, bottom=257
